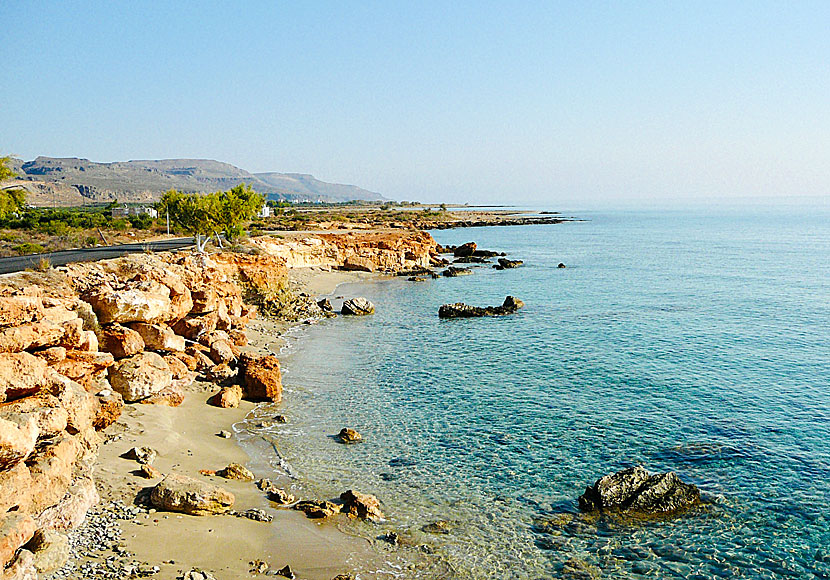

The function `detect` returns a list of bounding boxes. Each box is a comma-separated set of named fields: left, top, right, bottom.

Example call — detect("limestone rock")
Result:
left=32, top=346, right=66, bottom=364
left=123, top=446, right=157, bottom=465
left=494, top=257, right=524, bottom=270
left=441, top=266, right=473, bottom=277
left=2, top=548, right=37, bottom=580
left=0, top=462, right=33, bottom=515
left=35, top=476, right=99, bottom=532
left=0, top=320, right=64, bottom=353
left=452, top=242, right=477, bottom=257
left=340, top=490, right=384, bottom=522
left=0, top=291, right=43, bottom=328
left=0, top=413, right=39, bottom=469
left=209, top=339, right=235, bottom=365
left=150, top=473, right=234, bottom=515
left=140, top=464, right=162, bottom=479
left=92, top=389, right=123, bottom=430
left=0, top=514, right=37, bottom=568
left=341, top=297, right=375, bottom=316
left=317, top=298, right=333, bottom=312
left=108, top=352, right=172, bottom=402
left=578, top=466, right=701, bottom=516
left=85, top=281, right=172, bottom=325
left=208, top=385, right=242, bottom=408
left=239, top=353, right=282, bottom=402
left=138, top=382, right=185, bottom=407
left=99, top=324, right=145, bottom=359
left=51, top=350, right=114, bottom=391
left=163, top=354, right=190, bottom=380
left=172, top=312, right=218, bottom=341
left=27, top=436, right=82, bottom=513
left=294, top=499, right=342, bottom=519
left=0, top=352, right=51, bottom=403
left=25, top=529, right=70, bottom=574
left=130, top=322, right=185, bottom=352
left=217, top=463, right=254, bottom=481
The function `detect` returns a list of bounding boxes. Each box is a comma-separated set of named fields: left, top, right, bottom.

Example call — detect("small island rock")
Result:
left=578, top=465, right=700, bottom=516
left=341, top=297, right=375, bottom=316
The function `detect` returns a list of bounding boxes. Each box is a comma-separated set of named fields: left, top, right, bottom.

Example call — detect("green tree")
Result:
left=215, top=183, right=264, bottom=241
left=0, top=156, right=26, bottom=221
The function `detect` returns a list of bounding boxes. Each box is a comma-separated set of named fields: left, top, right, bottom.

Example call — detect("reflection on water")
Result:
left=241, top=209, right=830, bottom=579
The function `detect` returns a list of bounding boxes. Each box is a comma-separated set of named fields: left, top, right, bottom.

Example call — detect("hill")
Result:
left=6, top=157, right=386, bottom=206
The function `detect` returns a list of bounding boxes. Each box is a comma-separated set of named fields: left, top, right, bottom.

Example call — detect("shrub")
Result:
left=14, top=242, right=45, bottom=255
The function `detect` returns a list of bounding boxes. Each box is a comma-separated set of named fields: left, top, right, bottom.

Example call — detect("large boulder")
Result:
left=130, top=322, right=185, bottom=352
left=108, top=352, right=172, bottom=402
left=239, top=353, right=282, bottom=402
left=99, top=324, right=145, bottom=359
left=0, top=320, right=64, bottom=354
left=0, top=413, right=39, bottom=470
left=0, top=514, right=37, bottom=568
left=0, top=289, right=43, bottom=328
left=25, top=529, right=70, bottom=574
left=578, top=466, right=701, bottom=516
left=35, top=476, right=99, bottom=532
left=85, top=281, right=171, bottom=325
left=341, top=297, right=375, bottom=316
left=172, top=312, right=218, bottom=341
left=0, top=463, right=33, bottom=515
left=0, top=352, right=51, bottom=403
left=51, top=350, right=114, bottom=391
left=0, top=395, right=69, bottom=439
left=208, top=385, right=243, bottom=408
left=452, top=242, right=477, bottom=257
left=209, top=340, right=235, bottom=365
left=149, top=473, right=234, bottom=515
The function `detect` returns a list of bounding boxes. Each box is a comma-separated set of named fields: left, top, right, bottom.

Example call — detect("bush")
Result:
left=14, top=242, right=45, bottom=255
left=111, top=218, right=129, bottom=231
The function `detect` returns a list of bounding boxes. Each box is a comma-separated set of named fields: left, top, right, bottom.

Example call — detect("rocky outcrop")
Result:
left=494, top=258, right=523, bottom=270
left=341, top=298, right=375, bottom=316
left=149, top=473, right=234, bottom=515
left=441, top=266, right=473, bottom=277
left=578, top=466, right=701, bottom=516
left=438, top=296, right=525, bottom=318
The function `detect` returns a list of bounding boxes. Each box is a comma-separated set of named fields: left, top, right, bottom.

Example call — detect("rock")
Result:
left=234, top=508, right=272, bottom=522
left=341, top=297, right=375, bottom=316
left=51, top=350, right=114, bottom=390
left=0, top=463, right=33, bottom=515
left=494, top=257, right=523, bottom=269
left=331, top=575, right=354, bottom=580
left=257, top=479, right=296, bottom=504
left=340, top=490, right=384, bottom=522
left=93, top=389, right=124, bottom=430
left=24, top=529, right=69, bottom=573
left=123, top=446, right=158, bottom=465
left=274, top=414, right=288, bottom=423
left=228, top=329, right=248, bottom=347
left=0, top=290, right=43, bottom=328
left=217, top=462, right=254, bottom=481
left=2, top=548, right=37, bottom=580
left=164, top=354, right=191, bottom=379
left=0, top=514, right=36, bottom=568
left=130, top=322, right=186, bottom=352
left=181, top=568, right=218, bottom=580
left=139, top=382, right=185, bottom=407
left=206, top=362, right=237, bottom=385
left=441, top=266, right=473, bottom=277
left=0, top=352, right=51, bottom=403
left=558, top=262, right=566, bottom=268
left=34, top=475, right=99, bottom=531
left=438, top=296, right=525, bottom=318
left=217, top=430, right=232, bottom=438
left=140, top=464, right=162, bottom=479
left=317, top=298, right=333, bottom=311
left=150, top=473, right=234, bottom=515
left=422, top=520, right=454, bottom=534
left=99, top=324, right=145, bottom=359
left=0, top=395, right=68, bottom=439
left=85, top=281, right=172, bottom=324
left=380, top=531, right=399, bottom=545
left=32, top=345, right=66, bottom=364
left=452, top=242, right=477, bottom=257
left=337, top=427, right=362, bottom=444
left=249, top=559, right=269, bottom=574
left=0, top=413, right=39, bottom=469
left=294, top=499, right=342, bottom=519
left=239, top=353, right=283, bottom=402
left=172, top=312, right=218, bottom=341
left=577, top=466, right=701, bottom=516
left=0, top=320, right=64, bottom=354
left=209, top=339, right=235, bottom=365
left=208, top=385, right=243, bottom=408
left=276, top=565, right=295, bottom=579
left=108, top=351, right=172, bottom=402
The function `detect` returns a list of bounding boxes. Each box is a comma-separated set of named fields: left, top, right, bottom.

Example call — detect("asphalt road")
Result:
left=0, top=237, right=195, bottom=275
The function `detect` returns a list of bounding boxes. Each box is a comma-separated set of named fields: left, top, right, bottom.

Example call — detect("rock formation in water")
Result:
left=578, top=465, right=701, bottom=516
left=438, top=296, right=525, bottom=319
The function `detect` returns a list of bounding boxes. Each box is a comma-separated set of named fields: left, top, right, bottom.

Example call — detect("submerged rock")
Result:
left=493, top=258, right=523, bottom=270
left=438, top=296, right=525, bottom=318
left=422, top=520, right=454, bottom=534
left=578, top=465, right=700, bottom=516
left=341, top=297, right=375, bottom=316
left=340, top=489, right=384, bottom=522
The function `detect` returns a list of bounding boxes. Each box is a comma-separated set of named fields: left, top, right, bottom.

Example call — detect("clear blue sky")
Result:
left=2, top=1, right=829, bottom=206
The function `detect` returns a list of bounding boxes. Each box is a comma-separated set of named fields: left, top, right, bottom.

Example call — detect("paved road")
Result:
left=0, top=237, right=195, bottom=275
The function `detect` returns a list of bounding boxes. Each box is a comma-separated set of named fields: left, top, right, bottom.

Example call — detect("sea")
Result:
left=239, top=206, right=830, bottom=579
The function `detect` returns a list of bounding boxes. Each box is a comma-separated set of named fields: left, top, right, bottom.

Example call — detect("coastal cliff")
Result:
left=0, top=230, right=435, bottom=578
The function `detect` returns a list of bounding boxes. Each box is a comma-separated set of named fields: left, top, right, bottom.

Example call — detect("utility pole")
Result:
left=166, top=209, right=170, bottom=236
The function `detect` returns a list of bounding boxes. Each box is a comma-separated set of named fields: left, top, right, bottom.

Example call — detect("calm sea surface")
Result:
left=242, top=208, right=830, bottom=579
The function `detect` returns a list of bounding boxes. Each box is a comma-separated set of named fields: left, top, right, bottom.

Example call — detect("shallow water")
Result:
left=243, top=208, right=830, bottom=579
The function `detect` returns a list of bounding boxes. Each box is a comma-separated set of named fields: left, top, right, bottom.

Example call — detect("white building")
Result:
left=258, top=205, right=272, bottom=218
left=111, top=205, right=158, bottom=219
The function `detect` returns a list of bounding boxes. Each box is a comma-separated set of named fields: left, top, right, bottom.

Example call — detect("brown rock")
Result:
left=172, top=312, right=218, bottom=341
left=240, top=353, right=282, bottom=402
left=46, top=373, right=97, bottom=435
left=35, top=476, right=99, bottom=532
left=228, top=329, right=248, bottom=347
left=27, top=436, right=81, bottom=513
left=130, top=322, right=185, bottom=352
left=0, top=462, right=33, bottom=515
left=172, top=352, right=199, bottom=371
left=92, top=389, right=123, bottom=430
left=51, top=350, right=114, bottom=391
left=25, top=529, right=70, bottom=573
left=99, top=324, right=145, bottom=359
left=208, top=385, right=243, bottom=408
left=209, top=339, right=235, bottom=365
left=58, top=318, right=85, bottom=349
left=0, top=320, right=64, bottom=353
left=0, top=394, right=69, bottom=439
left=337, top=428, right=362, bottom=444
left=340, top=490, right=384, bottom=522
left=0, top=290, right=43, bottom=328
left=1, top=549, right=38, bottom=580
left=149, top=473, right=235, bottom=515
left=31, top=346, right=67, bottom=364
left=108, top=352, right=172, bottom=402
left=163, top=354, right=190, bottom=379
left=206, top=362, right=236, bottom=385
left=294, top=500, right=342, bottom=519
left=78, top=329, right=99, bottom=352
left=0, top=413, right=39, bottom=469
left=190, top=285, right=218, bottom=315
left=0, top=514, right=36, bottom=568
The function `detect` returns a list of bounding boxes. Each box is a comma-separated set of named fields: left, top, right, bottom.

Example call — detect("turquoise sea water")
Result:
left=245, top=208, right=830, bottom=579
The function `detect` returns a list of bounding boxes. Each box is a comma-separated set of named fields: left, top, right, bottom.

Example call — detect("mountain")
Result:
left=6, top=157, right=387, bottom=206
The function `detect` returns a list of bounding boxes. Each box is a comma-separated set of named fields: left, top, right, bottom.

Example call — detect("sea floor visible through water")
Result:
left=239, top=207, right=830, bottom=579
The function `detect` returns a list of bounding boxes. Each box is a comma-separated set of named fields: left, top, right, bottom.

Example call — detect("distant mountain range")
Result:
left=6, top=157, right=386, bottom=206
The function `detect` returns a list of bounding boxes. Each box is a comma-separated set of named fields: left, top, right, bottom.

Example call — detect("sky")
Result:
left=2, top=1, right=829, bottom=206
